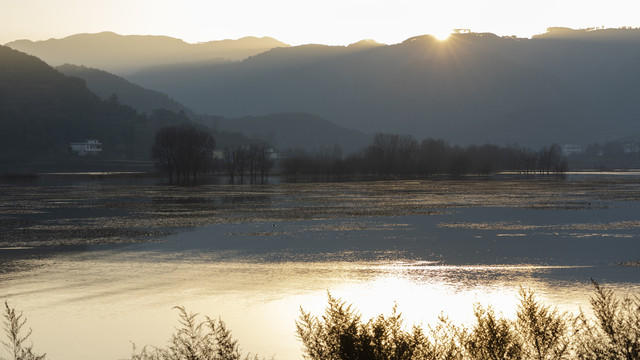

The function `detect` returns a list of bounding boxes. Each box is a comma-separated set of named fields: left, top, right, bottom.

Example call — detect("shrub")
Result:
left=1, top=301, right=45, bottom=360
left=516, top=288, right=573, bottom=360
left=296, top=293, right=427, bottom=360
left=575, top=280, right=640, bottom=359
left=130, top=306, right=258, bottom=360
left=463, top=304, right=523, bottom=360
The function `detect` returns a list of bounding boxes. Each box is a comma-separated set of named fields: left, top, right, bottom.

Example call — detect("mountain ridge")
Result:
left=127, top=28, right=640, bottom=147
left=6, top=28, right=640, bottom=148
left=213, top=113, right=370, bottom=153
left=5, top=32, right=290, bottom=75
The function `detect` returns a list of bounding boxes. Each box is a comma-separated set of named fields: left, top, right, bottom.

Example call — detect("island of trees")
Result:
left=150, top=127, right=569, bottom=184
left=281, top=134, right=567, bottom=181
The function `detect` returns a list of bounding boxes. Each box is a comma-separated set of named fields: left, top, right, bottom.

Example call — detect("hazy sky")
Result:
left=2, top=0, right=639, bottom=45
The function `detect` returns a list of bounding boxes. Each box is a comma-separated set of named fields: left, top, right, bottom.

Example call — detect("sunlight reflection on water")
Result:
left=2, top=251, right=639, bottom=360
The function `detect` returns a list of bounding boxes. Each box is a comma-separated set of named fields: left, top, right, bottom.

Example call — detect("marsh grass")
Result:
left=4, top=179, right=632, bottom=248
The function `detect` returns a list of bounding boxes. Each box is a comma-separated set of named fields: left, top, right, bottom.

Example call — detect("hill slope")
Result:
left=55, top=64, right=368, bottom=152
left=56, top=64, right=192, bottom=116
left=215, top=113, right=370, bottom=153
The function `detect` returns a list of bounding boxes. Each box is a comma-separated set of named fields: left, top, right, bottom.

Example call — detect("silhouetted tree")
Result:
left=223, top=145, right=236, bottom=183
left=257, top=145, right=274, bottom=184
left=538, top=144, right=563, bottom=175
left=235, top=146, right=247, bottom=183
left=247, top=145, right=259, bottom=184
left=419, top=138, right=449, bottom=175
left=222, top=144, right=274, bottom=184
left=281, top=134, right=567, bottom=181
left=151, top=125, right=215, bottom=184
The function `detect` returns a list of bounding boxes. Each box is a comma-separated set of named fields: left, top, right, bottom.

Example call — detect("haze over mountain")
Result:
left=5, top=28, right=640, bottom=150
left=123, top=28, right=640, bottom=147
left=213, top=113, right=370, bottom=153
left=5, top=32, right=289, bottom=74
left=54, top=64, right=368, bottom=152
left=56, top=64, right=192, bottom=116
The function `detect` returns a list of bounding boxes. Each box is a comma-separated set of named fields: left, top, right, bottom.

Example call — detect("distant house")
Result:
left=623, top=142, right=639, bottom=154
left=213, top=147, right=283, bottom=161
left=561, top=144, right=582, bottom=157
left=212, top=150, right=225, bottom=161
left=70, top=139, right=102, bottom=156
left=265, top=148, right=283, bottom=160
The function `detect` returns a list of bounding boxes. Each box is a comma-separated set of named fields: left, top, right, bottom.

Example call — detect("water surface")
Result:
left=2, top=178, right=640, bottom=359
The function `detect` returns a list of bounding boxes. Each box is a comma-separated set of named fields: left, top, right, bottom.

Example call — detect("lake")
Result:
left=1, top=176, right=640, bottom=359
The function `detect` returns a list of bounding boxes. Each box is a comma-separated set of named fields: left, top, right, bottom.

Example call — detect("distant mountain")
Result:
left=56, top=64, right=192, bottom=115
left=127, top=28, right=640, bottom=147
left=5, top=32, right=289, bottom=75
left=214, top=113, right=371, bottom=153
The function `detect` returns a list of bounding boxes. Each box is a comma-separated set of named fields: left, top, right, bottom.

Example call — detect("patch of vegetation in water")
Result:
left=1, top=179, right=639, bottom=248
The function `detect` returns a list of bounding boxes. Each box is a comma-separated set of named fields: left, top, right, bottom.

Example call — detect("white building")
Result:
left=561, top=144, right=582, bottom=157
left=265, top=148, right=282, bottom=160
left=623, top=142, right=640, bottom=154
left=70, top=139, right=102, bottom=156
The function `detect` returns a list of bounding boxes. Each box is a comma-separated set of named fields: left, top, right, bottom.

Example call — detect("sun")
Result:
left=432, top=30, right=452, bottom=41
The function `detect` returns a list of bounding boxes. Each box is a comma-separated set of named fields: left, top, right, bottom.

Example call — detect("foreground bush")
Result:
left=1, top=301, right=45, bottom=360
left=130, top=306, right=260, bottom=360
left=575, top=282, right=640, bottom=359
left=296, top=282, right=639, bottom=360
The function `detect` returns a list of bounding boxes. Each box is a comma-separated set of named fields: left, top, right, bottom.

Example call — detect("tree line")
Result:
left=282, top=133, right=568, bottom=180
left=222, top=144, right=274, bottom=184
left=150, top=124, right=275, bottom=185
left=151, top=129, right=568, bottom=185
left=569, top=140, right=640, bottom=170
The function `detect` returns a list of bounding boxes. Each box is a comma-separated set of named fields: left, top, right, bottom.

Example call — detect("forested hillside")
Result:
left=0, top=45, right=152, bottom=168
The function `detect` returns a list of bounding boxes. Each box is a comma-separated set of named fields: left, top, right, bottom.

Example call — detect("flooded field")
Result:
left=1, top=176, right=640, bottom=359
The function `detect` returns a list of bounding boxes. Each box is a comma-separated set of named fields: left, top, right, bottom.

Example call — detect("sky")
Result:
left=2, top=0, right=640, bottom=46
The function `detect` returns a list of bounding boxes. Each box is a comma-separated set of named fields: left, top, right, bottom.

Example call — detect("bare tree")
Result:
left=235, top=146, right=247, bottom=184
left=223, top=145, right=236, bottom=183
left=151, top=125, right=215, bottom=184
left=248, top=145, right=259, bottom=184
left=257, top=146, right=274, bottom=184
